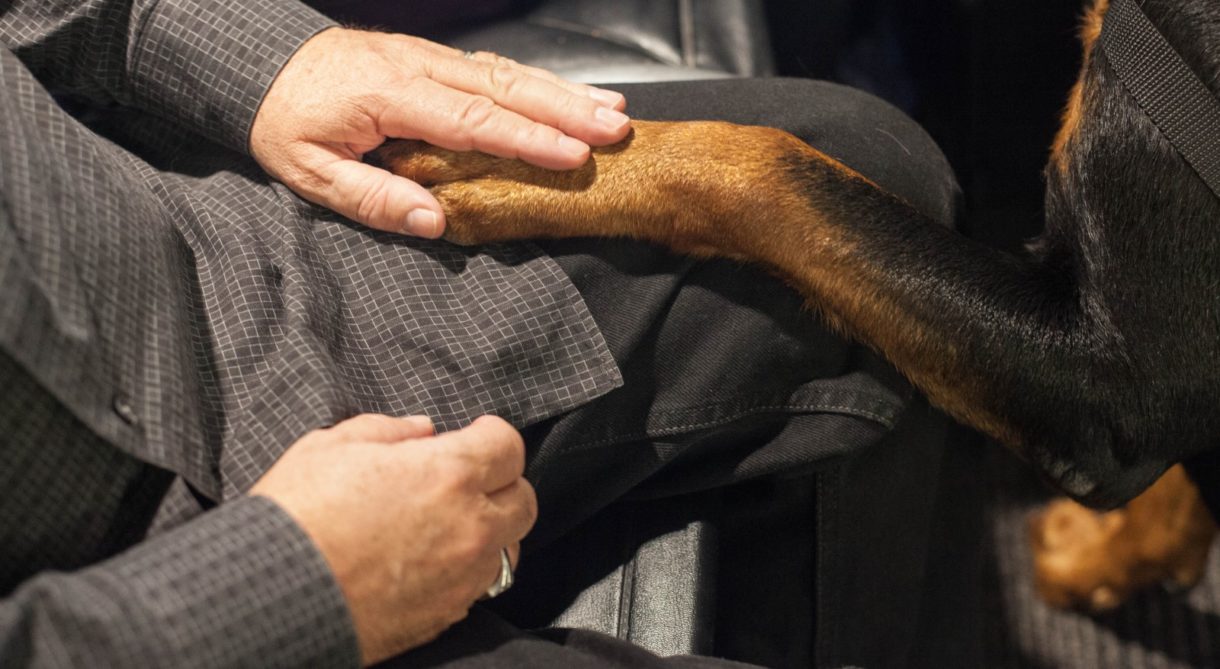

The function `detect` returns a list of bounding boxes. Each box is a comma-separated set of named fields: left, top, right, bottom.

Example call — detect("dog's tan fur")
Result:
left=373, top=1, right=1218, bottom=608
left=1032, top=0, right=1217, bottom=610
left=1032, top=464, right=1216, bottom=611
left=377, top=122, right=1016, bottom=444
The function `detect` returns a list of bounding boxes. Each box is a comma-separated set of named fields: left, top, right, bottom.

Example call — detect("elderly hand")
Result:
left=250, top=414, right=537, bottom=665
left=250, top=27, right=630, bottom=237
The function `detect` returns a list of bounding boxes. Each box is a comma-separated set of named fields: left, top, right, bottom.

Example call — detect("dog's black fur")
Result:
left=1031, top=0, right=1220, bottom=506
left=792, top=0, right=1220, bottom=508
left=379, top=0, right=1220, bottom=510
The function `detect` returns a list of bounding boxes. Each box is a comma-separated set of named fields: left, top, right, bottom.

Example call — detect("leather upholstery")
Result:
left=440, top=0, right=775, bottom=83
left=549, top=507, right=719, bottom=657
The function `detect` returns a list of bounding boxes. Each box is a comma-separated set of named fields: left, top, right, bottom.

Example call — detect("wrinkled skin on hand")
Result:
left=251, top=414, right=537, bottom=665
left=250, top=27, right=630, bottom=238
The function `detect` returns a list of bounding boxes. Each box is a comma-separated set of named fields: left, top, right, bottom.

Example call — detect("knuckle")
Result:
left=321, top=413, right=365, bottom=434
left=293, top=427, right=332, bottom=450
left=286, top=161, right=330, bottom=197
left=559, top=89, right=591, bottom=115
left=396, top=34, right=427, bottom=52
left=522, top=63, right=559, bottom=82
left=353, top=412, right=390, bottom=425
left=487, top=63, right=523, bottom=97
left=435, top=457, right=476, bottom=490
left=469, top=524, right=495, bottom=553
left=518, top=123, right=556, bottom=153
left=337, top=413, right=386, bottom=435
left=352, top=175, right=395, bottom=227
left=520, top=482, right=539, bottom=527
left=454, top=524, right=494, bottom=564
left=474, top=417, right=525, bottom=464
left=502, top=425, right=527, bottom=463
left=457, top=95, right=498, bottom=131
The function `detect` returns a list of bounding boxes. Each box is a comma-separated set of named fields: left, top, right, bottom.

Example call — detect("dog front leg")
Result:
left=1030, top=464, right=1218, bottom=611
left=373, top=120, right=807, bottom=259
left=376, top=120, right=1172, bottom=508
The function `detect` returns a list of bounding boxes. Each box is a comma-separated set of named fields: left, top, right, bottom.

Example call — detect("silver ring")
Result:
left=483, top=547, right=514, bottom=599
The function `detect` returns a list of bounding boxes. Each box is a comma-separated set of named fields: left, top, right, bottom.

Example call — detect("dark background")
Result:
left=763, top=0, right=1085, bottom=251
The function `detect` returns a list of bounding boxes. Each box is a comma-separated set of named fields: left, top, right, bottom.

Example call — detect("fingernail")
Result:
left=595, top=106, right=630, bottom=130
left=404, top=209, right=438, bottom=237
left=588, top=87, right=625, bottom=109
left=557, top=135, right=589, bottom=157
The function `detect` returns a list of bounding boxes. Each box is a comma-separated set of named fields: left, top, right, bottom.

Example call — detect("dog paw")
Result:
left=366, top=121, right=843, bottom=253
left=366, top=138, right=605, bottom=245
left=1029, top=466, right=1217, bottom=613
left=1029, top=499, right=1134, bottom=612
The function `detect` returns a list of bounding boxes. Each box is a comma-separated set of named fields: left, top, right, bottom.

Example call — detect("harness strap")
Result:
left=1101, top=0, right=1220, bottom=200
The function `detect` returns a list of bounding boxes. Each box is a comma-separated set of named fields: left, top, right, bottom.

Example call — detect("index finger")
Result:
left=422, top=415, right=526, bottom=493
left=380, top=77, right=591, bottom=170
left=409, top=39, right=626, bottom=111
left=427, top=54, right=630, bottom=147
left=463, top=50, right=627, bottom=112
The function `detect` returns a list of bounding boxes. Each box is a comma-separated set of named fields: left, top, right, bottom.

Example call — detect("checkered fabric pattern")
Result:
left=0, top=352, right=359, bottom=667
left=0, top=0, right=622, bottom=665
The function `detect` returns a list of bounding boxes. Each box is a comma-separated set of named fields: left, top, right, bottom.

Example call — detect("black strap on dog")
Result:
left=1101, top=0, right=1220, bottom=201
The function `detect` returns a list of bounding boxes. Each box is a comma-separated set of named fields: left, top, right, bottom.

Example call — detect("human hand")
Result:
left=249, top=414, right=536, bottom=665
left=249, top=27, right=631, bottom=238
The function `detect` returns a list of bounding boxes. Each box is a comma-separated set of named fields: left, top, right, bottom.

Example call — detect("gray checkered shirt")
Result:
left=0, top=0, right=622, bottom=665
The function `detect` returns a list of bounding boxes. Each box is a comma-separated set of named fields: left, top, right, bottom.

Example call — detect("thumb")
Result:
left=314, top=152, right=447, bottom=238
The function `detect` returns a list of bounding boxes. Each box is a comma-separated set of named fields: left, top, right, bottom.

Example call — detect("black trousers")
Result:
left=381, top=78, right=959, bottom=668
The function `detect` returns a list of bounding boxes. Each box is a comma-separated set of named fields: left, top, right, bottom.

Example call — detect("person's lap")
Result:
left=516, top=77, right=958, bottom=548
left=381, top=79, right=958, bottom=666
left=0, top=55, right=957, bottom=666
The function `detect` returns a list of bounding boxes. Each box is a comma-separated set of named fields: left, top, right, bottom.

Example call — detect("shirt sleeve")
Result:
left=0, top=0, right=336, bottom=154
left=0, top=496, right=361, bottom=668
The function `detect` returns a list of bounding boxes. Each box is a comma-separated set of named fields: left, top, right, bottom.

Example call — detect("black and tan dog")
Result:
left=375, top=0, right=1219, bottom=611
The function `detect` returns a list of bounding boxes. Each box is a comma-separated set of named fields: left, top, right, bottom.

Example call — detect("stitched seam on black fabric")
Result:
left=641, top=383, right=903, bottom=427
left=562, top=401, right=897, bottom=453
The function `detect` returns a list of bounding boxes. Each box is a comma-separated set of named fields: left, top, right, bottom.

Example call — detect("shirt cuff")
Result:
left=94, top=495, right=360, bottom=668
left=128, top=0, right=336, bottom=154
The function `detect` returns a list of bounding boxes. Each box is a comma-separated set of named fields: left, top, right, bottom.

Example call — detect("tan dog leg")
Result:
left=375, top=122, right=1025, bottom=446
left=376, top=119, right=1218, bottom=607
left=374, top=121, right=830, bottom=257
left=1030, top=465, right=1218, bottom=612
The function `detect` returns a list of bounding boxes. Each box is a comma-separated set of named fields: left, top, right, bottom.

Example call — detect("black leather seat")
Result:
left=438, top=0, right=775, bottom=84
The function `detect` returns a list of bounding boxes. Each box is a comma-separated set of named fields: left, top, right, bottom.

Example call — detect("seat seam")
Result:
left=527, top=16, right=679, bottom=65
left=679, top=0, right=696, bottom=66
left=617, top=540, right=638, bottom=640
